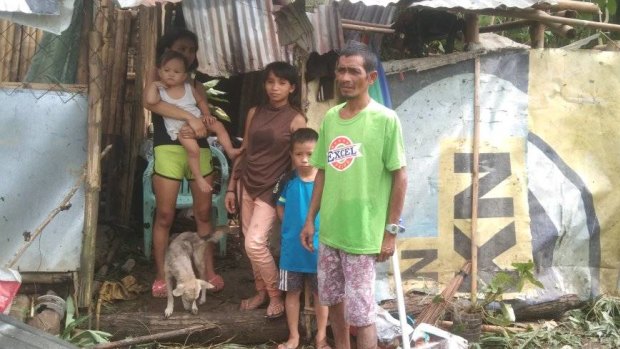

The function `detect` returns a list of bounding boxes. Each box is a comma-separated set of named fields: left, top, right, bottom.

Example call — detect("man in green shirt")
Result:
left=301, top=42, right=407, bottom=349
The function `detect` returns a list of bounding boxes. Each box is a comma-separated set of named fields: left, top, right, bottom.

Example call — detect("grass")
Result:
left=473, top=295, right=620, bottom=348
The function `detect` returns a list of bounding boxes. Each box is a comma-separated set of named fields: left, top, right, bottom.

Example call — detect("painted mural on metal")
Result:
left=388, top=49, right=618, bottom=300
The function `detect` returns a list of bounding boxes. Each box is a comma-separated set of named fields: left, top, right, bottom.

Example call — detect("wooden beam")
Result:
left=0, top=82, right=87, bottom=91
left=382, top=50, right=486, bottom=75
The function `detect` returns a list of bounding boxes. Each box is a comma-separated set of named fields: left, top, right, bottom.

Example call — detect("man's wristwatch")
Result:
left=385, top=223, right=405, bottom=235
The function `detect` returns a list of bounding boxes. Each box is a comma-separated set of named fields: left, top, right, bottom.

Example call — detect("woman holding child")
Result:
left=144, top=28, right=235, bottom=297
left=225, top=62, right=306, bottom=319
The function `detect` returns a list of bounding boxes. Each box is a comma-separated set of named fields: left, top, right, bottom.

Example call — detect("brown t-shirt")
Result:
left=239, top=104, right=298, bottom=205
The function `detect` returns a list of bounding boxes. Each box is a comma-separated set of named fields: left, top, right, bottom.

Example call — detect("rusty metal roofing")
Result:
left=182, top=0, right=283, bottom=77
left=339, top=0, right=397, bottom=51
left=408, top=0, right=558, bottom=10
left=306, top=3, right=345, bottom=55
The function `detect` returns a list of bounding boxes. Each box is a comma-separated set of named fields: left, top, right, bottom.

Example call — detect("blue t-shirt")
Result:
left=277, top=172, right=320, bottom=273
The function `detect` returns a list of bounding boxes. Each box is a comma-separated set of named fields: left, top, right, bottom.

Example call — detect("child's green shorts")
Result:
left=153, top=145, right=214, bottom=181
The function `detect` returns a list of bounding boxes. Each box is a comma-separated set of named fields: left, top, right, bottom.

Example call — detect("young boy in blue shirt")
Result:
left=276, top=128, right=330, bottom=349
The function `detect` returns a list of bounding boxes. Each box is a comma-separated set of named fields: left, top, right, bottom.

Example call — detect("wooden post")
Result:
left=529, top=22, right=545, bottom=48
left=113, top=10, right=133, bottom=225
left=471, top=57, right=481, bottom=303
left=0, top=20, right=10, bottom=81
left=79, top=27, right=104, bottom=308
left=546, top=22, right=576, bottom=39
left=465, top=13, right=480, bottom=46
left=77, top=1, right=93, bottom=84
left=9, top=25, right=22, bottom=82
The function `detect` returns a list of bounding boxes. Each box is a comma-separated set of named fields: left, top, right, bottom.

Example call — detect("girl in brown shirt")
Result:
left=225, top=62, right=306, bottom=318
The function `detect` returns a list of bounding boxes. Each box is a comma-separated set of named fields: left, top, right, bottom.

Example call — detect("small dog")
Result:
left=164, top=231, right=223, bottom=318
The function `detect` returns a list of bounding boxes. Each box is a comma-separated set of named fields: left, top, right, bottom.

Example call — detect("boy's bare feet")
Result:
left=195, top=176, right=213, bottom=193
left=277, top=336, right=300, bottom=349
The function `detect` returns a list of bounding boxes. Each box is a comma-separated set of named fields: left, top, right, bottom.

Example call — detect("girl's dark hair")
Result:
left=290, top=128, right=318, bottom=148
left=156, top=50, right=189, bottom=71
left=263, top=61, right=302, bottom=111
left=156, top=28, right=199, bottom=71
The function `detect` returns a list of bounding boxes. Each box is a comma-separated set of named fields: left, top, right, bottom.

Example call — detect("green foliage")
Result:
left=202, top=80, right=232, bottom=122
left=598, top=0, right=617, bottom=16
left=466, top=261, right=544, bottom=327
left=60, top=296, right=112, bottom=347
left=478, top=295, right=620, bottom=348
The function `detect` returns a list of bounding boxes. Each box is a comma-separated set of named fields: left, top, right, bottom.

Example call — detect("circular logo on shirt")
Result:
left=328, top=136, right=362, bottom=171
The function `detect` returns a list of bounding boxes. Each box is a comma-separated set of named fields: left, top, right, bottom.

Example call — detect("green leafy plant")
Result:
left=60, top=296, right=112, bottom=346
left=203, top=79, right=231, bottom=122
left=461, top=261, right=544, bottom=326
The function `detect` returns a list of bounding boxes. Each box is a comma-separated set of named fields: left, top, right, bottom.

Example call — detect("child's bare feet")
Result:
left=195, top=177, right=213, bottom=193
left=277, top=336, right=300, bottom=349
left=226, top=147, right=244, bottom=160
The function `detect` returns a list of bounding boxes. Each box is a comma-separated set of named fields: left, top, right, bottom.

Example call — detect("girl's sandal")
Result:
left=151, top=279, right=166, bottom=298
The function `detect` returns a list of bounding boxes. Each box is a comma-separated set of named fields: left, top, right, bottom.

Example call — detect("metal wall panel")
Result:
left=409, top=0, right=558, bottom=10
left=183, top=0, right=283, bottom=77
left=0, top=88, right=87, bottom=272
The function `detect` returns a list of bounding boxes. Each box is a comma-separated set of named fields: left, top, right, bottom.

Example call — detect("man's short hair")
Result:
left=291, top=128, right=319, bottom=147
left=338, top=41, right=378, bottom=73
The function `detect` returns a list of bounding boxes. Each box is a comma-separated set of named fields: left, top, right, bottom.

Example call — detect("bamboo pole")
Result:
left=479, top=20, right=534, bottom=33
left=114, top=10, right=133, bottom=225
left=18, top=27, right=37, bottom=81
left=470, top=57, right=481, bottom=303
left=9, top=25, right=22, bottom=82
left=341, top=18, right=393, bottom=29
left=529, top=22, right=546, bottom=48
left=534, top=0, right=601, bottom=14
left=79, top=28, right=104, bottom=309
left=546, top=22, right=576, bottom=39
left=77, top=2, right=93, bottom=84
left=465, top=13, right=480, bottom=45
left=342, top=23, right=394, bottom=34
left=0, top=20, right=9, bottom=81
left=471, top=9, right=620, bottom=32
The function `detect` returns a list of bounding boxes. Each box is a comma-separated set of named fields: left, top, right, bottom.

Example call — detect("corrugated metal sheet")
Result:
left=182, top=0, right=283, bottom=77
left=0, top=313, right=78, bottom=349
left=408, top=0, right=558, bottom=10
left=306, top=3, right=345, bottom=55
left=339, top=0, right=397, bottom=51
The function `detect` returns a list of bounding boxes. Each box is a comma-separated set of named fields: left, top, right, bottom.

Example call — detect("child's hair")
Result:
left=156, top=28, right=199, bottom=71
left=290, top=128, right=318, bottom=149
left=263, top=61, right=302, bottom=112
left=338, top=41, right=378, bottom=73
left=156, top=50, right=189, bottom=71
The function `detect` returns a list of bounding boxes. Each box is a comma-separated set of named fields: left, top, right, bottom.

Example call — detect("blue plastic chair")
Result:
left=143, top=146, right=229, bottom=259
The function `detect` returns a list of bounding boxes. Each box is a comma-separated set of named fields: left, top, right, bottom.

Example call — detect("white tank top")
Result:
left=158, top=82, right=201, bottom=118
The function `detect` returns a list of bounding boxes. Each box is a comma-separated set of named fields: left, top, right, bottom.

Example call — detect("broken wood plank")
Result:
left=92, top=324, right=212, bottom=349
left=98, top=304, right=289, bottom=344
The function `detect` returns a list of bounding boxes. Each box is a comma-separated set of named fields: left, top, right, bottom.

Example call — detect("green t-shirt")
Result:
left=310, top=100, right=406, bottom=254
